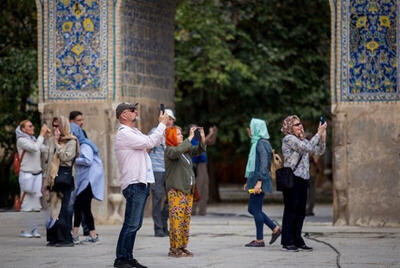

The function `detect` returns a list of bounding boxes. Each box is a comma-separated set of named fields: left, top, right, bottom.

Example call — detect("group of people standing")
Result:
left=16, top=111, right=104, bottom=246
left=244, top=115, right=327, bottom=252
left=112, top=102, right=327, bottom=268
left=113, top=103, right=216, bottom=268
left=15, top=101, right=326, bottom=268
left=147, top=114, right=218, bottom=238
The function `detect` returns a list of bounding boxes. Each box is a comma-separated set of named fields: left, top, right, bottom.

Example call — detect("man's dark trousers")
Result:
left=150, top=172, right=169, bottom=235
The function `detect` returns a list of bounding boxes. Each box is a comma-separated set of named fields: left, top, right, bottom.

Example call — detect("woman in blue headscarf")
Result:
left=244, top=118, right=281, bottom=247
left=70, top=123, right=104, bottom=243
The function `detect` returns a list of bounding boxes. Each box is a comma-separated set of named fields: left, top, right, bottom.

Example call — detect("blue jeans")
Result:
left=116, top=183, right=149, bottom=260
left=248, top=192, right=276, bottom=240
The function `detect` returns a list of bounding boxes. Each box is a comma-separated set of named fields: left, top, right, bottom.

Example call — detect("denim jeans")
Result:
left=281, top=176, right=309, bottom=247
left=116, top=183, right=149, bottom=261
left=248, top=192, right=276, bottom=240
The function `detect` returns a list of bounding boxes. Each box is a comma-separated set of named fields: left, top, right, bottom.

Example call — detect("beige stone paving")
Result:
left=0, top=204, right=399, bottom=268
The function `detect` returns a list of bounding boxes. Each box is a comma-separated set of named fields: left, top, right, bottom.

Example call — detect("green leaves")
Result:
left=0, top=0, right=39, bottom=207
left=174, top=0, right=330, bottom=157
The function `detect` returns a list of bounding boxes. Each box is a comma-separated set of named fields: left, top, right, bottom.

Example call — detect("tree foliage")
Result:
left=174, top=0, right=331, bottom=159
left=0, top=0, right=39, bottom=207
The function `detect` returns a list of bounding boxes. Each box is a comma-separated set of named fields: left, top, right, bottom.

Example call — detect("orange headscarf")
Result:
left=165, top=127, right=179, bottom=146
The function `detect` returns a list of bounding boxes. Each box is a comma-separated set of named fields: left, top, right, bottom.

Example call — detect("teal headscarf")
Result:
left=245, top=118, right=270, bottom=178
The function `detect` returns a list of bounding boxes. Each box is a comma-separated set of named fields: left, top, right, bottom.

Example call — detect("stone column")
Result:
left=331, top=0, right=400, bottom=226
left=36, top=0, right=176, bottom=223
left=332, top=111, right=349, bottom=225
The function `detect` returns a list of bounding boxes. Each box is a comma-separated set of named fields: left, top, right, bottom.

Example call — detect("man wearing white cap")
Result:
left=148, top=108, right=176, bottom=237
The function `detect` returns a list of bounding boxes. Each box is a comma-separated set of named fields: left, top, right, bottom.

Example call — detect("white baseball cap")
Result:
left=165, top=109, right=176, bottom=120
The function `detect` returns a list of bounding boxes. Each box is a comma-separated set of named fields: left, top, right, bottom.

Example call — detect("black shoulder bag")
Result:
left=276, top=153, right=303, bottom=191
left=54, top=155, right=76, bottom=189
left=54, top=166, right=74, bottom=188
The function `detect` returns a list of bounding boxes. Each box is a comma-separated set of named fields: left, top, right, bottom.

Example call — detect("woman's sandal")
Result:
left=180, top=248, right=194, bottom=257
left=168, top=248, right=186, bottom=258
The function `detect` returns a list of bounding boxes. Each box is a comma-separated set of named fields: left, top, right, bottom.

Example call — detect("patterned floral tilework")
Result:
left=48, top=0, right=108, bottom=100
left=341, top=0, right=400, bottom=101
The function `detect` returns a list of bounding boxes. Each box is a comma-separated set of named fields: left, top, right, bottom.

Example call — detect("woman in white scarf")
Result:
left=16, top=120, right=49, bottom=238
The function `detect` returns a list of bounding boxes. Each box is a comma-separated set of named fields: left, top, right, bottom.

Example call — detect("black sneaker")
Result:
left=154, top=231, right=165, bottom=237
left=114, top=259, right=131, bottom=268
left=298, top=245, right=313, bottom=251
left=129, top=259, right=147, bottom=268
left=163, top=229, right=169, bottom=236
left=281, top=245, right=299, bottom=252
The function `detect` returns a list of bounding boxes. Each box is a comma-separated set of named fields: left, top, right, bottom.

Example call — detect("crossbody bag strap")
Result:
left=18, top=150, right=27, bottom=199
left=293, top=153, right=303, bottom=172
left=20, top=150, right=26, bottom=162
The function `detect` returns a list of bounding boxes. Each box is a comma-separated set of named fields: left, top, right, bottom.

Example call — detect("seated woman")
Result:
left=244, top=118, right=281, bottom=247
left=165, top=126, right=206, bottom=257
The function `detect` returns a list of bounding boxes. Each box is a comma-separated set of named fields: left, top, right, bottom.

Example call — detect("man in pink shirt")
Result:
left=114, top=103, right=169, bottom=268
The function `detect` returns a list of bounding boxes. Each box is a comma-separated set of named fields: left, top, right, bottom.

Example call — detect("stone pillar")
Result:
left=331, top=0, right=400, bottom=226
left=36, top=0, right=176, bottom=223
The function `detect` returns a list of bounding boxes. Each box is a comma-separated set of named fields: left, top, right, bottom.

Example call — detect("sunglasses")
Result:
left=52, top=124, right=59, bottom=128
left=293, top=122, right=302, bottom=127
left=124, top=108, right=137, bottom=113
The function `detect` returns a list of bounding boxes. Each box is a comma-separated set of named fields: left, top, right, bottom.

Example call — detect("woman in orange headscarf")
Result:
left=164, top=126, right=206, bottom=257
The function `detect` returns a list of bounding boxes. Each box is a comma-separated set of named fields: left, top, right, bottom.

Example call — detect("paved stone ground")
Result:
left=0, top=204, right=399, bottom=268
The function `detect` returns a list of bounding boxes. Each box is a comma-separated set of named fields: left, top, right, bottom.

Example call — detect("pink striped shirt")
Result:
left=115, top=122, right=166, bottom=190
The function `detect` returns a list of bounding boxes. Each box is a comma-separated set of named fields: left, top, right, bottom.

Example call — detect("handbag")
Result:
left=193, top=184, right=201, bottom=202
left=270, top=149, right=283, bottom=184
left=13, top=150, right=26, bottom=175
left=54, top=166, right=73, bottom=187
left=276, top=153, right=303, bottom=191
left=13, top=193, right=26, bottom=211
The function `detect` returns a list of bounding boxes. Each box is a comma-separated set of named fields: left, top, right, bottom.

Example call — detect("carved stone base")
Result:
left=108, top=193, right=124, bottom=224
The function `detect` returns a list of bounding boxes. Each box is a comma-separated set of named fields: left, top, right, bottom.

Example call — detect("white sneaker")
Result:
left=20, top=231, right=33, bottom=238
left=84, top=234, right=99, bottom=243
left=72, top=235, right=81, bottom=245
left=31, top=228, right=41, bottom=238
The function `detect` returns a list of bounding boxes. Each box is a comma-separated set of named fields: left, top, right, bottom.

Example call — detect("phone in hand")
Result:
left=320, top=115, right=326, bottom=125
left=160, top=104, right=165, bottom=115
left=194, top=128, right=201, bottom=141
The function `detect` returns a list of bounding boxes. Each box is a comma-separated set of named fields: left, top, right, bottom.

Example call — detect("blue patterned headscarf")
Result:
left=245, top=118, right=270, bottom=178
left=70, top=122, right=99, bottom=154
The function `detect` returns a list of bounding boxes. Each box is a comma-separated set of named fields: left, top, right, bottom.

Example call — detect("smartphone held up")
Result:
left=320, top=115, right=325, bottom=125
left=194, top=128, right=202, bottom=141
left=160, top=104, right=165, bottom=115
